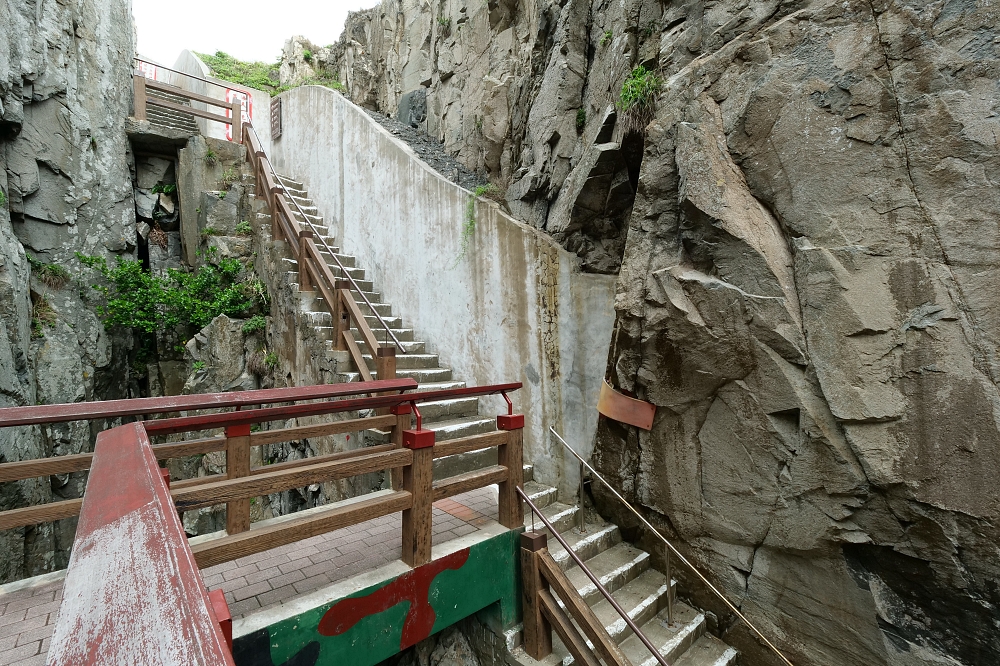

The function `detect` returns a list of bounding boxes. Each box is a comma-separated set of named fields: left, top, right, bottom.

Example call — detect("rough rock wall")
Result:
left=292, top=0, right=667, bottom=274
left=590, top=2, right=1000, bottom=666
left=0, top=0, right=136, bottom=581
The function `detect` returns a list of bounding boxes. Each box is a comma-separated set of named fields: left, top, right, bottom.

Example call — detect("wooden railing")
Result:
left=0, top=381, right=524, bottom=570
left=47, top=422, right=235, bottom=665
left=241, top=124, right=405, bottom=384
left=133, top=71, right=243, bottom=141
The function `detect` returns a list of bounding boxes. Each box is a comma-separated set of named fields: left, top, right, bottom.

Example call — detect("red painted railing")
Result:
left=46, top=422, right=235, bottom=666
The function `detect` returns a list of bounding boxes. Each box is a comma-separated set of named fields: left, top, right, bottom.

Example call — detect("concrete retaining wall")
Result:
left=270, top=86, right=615, bottom=498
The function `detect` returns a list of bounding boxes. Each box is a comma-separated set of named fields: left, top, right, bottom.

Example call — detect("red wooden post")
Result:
left=401, top=409, right=434, bottom=567
left=521, top=531, right=552, bottom=659
left=208, top=589, right=233, bottom=653
left=497, top=412, right=525, bottom=529
left=225, top=423, right=251, bottom=535
left=133, top=73, right=147, bottom=120
left=299, top=229, right=314, bottom=292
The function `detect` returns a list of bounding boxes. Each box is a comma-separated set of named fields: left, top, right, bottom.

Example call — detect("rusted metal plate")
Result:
left=597, top=380, right=656, bottom=430
left=46, top=423, right=235, bottom=665
left=0, top=379, right=417, bottom=428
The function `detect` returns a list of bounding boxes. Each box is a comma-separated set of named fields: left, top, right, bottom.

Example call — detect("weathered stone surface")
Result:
left=590, top=2, right=1000, bottom=665
left=0, top=0, right=136, bottom=580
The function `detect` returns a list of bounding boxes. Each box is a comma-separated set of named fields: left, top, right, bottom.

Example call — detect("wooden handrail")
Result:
left=145, top=79, right=235, bottom=111
left=133, top=69, right=243, bottom=141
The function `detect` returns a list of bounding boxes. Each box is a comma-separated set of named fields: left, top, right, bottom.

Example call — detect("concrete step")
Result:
left=524, top=501, right=579, bottom=535
left=523, top=481, right=557, bottom=510
left=565, top=542, right=650, bottom=604
left=427, top=415, right=496, bottom=441
left=395, top=367, right=453, bottom=382
left=588, top=569, right=671, bottom=644
left=316, top=248, right=356, bottom=267
left=357, top=300, right=393, bottom=318
left=282, top=258, right=366, bottom=281
left=361, top=314, right=401, bottom=329
left=361, top=353, right=439, bottom=370
left=433, top=446, right=496, bottom=479
left=620, top=604, right=707, bottom=666
left=412, top=380, right=466, bottom=393
left=415, top=396, right=480, bottom=421
left=523, top=464, right=534, bottom=483
left=548, top=523, right=622, bottom=571
left=673, top=634, right=738, bottom=666
left=276, top=175, right=304, bottom=190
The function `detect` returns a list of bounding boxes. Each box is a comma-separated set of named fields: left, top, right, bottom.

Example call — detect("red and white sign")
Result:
left=225, top=89, right=252, bottom=140
left=137, top=61, right=158, bottom=80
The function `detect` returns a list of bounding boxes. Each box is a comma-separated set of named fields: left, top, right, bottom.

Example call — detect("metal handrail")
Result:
left=549, top=428, right=795, bottom=666
left=518, top=487, right=671, bottom=666
left=134, top=57, right=255, bottom=95
left=243, top=121, right=406, bottom=353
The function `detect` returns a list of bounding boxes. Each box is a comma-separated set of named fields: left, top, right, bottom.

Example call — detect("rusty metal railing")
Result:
left=549, top=427, right=795, bottom=666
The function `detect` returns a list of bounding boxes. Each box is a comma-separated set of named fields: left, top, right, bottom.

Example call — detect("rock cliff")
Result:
left=307, top=0, right=1000, bottom=664
left=0, top=0, right=136, bottom=580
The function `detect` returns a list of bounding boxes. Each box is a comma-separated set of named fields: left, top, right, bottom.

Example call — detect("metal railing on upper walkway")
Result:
left=549, top=428, right=795, bottom=666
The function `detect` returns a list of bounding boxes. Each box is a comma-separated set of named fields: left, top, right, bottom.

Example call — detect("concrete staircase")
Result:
left=517, top=474, right=738, bottom=666
left=271, top=174, right=500, bottom=454
left=258, top=172, right=737, bottom=666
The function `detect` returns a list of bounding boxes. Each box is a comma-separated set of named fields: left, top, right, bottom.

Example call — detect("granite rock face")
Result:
left=587, top=2, right=1000, bottom=665
left=0, top=0, right=136, bottom=580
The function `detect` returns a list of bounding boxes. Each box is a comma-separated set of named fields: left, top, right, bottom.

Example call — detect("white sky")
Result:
left=133, top=0, right=380, bottom=66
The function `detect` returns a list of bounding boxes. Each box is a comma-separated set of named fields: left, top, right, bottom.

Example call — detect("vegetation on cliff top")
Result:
left=196, top=51, right=346, bottom=95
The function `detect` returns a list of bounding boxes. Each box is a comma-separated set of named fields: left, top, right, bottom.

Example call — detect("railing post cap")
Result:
left=225, top=423, right=252, bottom=438
left=497, top=414, right=525, bottom=431
left=300, top=228, right=313, bottom=238
left=390, top=403, right=412, bottom=416
left=521, top=531, right=547, bottom=551
left=402, top=429, right=435, bottom=449
left=376, top=347, right=396, bottom=358
left=334, top=279, right=352, bottom=289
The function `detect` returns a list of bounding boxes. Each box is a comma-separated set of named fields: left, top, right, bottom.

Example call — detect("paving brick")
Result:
left=9, top=652, right=46, bottom=666
left=216, top=576, right=249, bottom=594
left=222, top=562, right=261, bottom=582
left=23, top=601, right=60, bottom=622
left=228, top=596, right=262, bottom=618
left=268, top=569, right=307, bottom=589
left=0, top=616, right=44, bottom=641
left=14, top=623, right=53, bottom=647
left=230, top=581, right=272, bottom=603
left=292, top=574, right=330, bottom=595
left=244, top=566, right=282, bottom=587
left=256, top=584, right=299, bottom=608
left=0, top=640, right=39, bottom=665
left=0, top=612, right=27, bottom=630
left=1, top=595, right=53, bottom=616
left=201, top=573, right=226, bottom=588
left=254, top=553, right=292, bottom=572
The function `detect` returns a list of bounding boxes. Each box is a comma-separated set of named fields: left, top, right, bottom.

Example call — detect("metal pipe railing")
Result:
left=549, top=427, right=795, bottom=666
left=518, top=487, right=671, bottom=666
left=244, top=121, right=406, bottom=353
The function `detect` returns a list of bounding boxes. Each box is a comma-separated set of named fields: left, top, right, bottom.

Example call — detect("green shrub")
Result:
left=31, top=295, right=56, bottom=338
left=0, top=190, right=6, bottom=207
left=196, top=51, right=282, bottom=93
left=302, top=49, right=313, bottom=62
left=204, top=148, right=218, bottom=167
left=600, top=30, right=613, bottom=47
left=220, top=168, right=239, bottom=188
left=576, top=108, right=586, bottom=132
left=192, top=360, right=206, bottom=371
left=235, top=220, right=253, bottom=236
left=76, top=252, right=265, bottom=333
left=617, top=65, right=661, bottom=134
left=437, top=17, right=451, bottom=27
left=201, top=226, right=222, bottom=240
left=456, top=184, right=500, bottom=264
left=242, top=315, right=266, bottom=335
left=150, top=183, right=176, bottom=195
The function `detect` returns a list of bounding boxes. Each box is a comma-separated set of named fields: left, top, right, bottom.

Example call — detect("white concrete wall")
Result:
left=170, top=51, right=271, bottom=153
left=269, top=85, right=615, bottom=499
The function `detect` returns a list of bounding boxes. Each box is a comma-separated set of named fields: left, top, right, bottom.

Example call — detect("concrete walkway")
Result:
left=0, top=487, right=499, bottom=665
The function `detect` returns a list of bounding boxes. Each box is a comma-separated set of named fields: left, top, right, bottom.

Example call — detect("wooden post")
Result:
left=298, top=229, right=314, bottom=292
left=521, top=532, right=552, bottom=660
left=225, top=423, right=251, bottom=534
left=401, top=425, right=434, bottom=567
left=133, top=73, right=147, bottom=121
left=270, top=187, right=282, bottom=240
left=389, top=403, right=411, bottom=491
left=375, top=346, right=396, bottom=382
left=231, top=98, right=242, bottom=144
left=333, top=280, right=351, bottom=351
left=497, top=413, right=525, bottom=529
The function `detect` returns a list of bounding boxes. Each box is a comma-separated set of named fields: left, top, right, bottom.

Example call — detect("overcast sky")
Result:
left=133, top=0, right=379, bottom=66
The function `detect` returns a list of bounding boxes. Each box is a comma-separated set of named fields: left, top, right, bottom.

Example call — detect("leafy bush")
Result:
left=204, top=148, right=218, bottom=167
left=617, top=65, right=661, bottom=134
left=242, top=315, right=266, bottom=335
left=0, top=189, right=7, bottom=207
left=31, top=294, right=56, bottom=338
left=151, top=183, right=177, bottom=195
left=76, top=252, right=267, bottom=333
left=437, top=17, right=451, bottom=27
left=600, top=30, right=613, bottom=47
left=302, top=49, right=313, bottom=62
left=235, top=220, right=253, bottom=236
left=576, top=108, right=586, bottom=132
left=192, top=360, right=206, bottom=371
left=220, top=168, right=239, bottom=188
left=196, top=51, right=282, bottom=93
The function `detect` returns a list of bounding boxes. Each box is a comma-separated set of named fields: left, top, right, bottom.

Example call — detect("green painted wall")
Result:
left=233, top=530, right=521, bottom=666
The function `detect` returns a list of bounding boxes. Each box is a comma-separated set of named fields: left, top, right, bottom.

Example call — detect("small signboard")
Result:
left=271, top=97, right=282, bottom=139
left=137, top=61, right=158, bottom=80
left=225, top=89, right=252, bottom=141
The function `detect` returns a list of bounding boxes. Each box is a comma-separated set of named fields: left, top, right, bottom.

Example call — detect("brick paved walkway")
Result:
left=0, top=486, right=499, bottom=665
